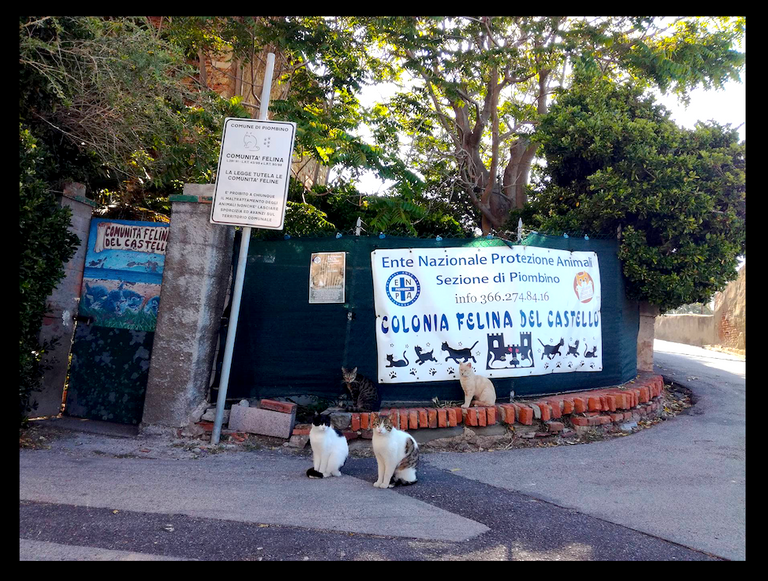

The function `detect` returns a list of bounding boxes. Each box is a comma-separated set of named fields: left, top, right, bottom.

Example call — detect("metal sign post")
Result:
left=210, top=53, right=289, bottom=445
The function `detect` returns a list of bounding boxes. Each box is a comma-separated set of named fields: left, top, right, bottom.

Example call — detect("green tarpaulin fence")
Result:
left=220, top=233, right=638, bottom=404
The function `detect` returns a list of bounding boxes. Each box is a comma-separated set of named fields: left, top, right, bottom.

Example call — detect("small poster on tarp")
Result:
left=309, top=252, right=346, bottom=304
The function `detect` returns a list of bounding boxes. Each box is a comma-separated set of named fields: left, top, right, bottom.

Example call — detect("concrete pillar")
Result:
left=141, top=184, right=235, bottom=431
left=34, top=183, right=96, bottom=417
left=637, top=301, right=660, bottom=372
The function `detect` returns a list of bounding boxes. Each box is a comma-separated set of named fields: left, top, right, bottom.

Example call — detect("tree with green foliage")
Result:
left=164, top=16, right=471, bottom=237
left=19, top=16, right=250, bottom=218
left=530, top=68, right=745, bottom=313
left=18, top=15, right=245, bottom=425
left=19, top=125, right=80, bottom=425
left=357, top=16, right=745, bottom=234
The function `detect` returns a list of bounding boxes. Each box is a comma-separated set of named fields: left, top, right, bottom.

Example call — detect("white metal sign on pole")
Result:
left=210, top=116, right=296, bottom=229
left=210, top=53, right=293, bottom=445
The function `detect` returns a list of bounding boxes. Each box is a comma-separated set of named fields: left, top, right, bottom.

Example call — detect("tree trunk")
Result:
left=637, top=301, right=660, bottom=372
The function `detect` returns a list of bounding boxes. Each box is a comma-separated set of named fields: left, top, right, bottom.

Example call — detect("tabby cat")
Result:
left=371, top=414, right=419, bottom=487
left=307, top=413, right=349, bottom=478
left=341, top=367, right=381, bottom=412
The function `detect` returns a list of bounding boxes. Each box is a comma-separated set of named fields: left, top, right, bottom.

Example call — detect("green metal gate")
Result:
left=65, top=218, right=169, bottom=425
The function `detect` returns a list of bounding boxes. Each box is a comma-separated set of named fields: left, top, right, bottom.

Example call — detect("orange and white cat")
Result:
left=458, top=362, right=496, bottom=408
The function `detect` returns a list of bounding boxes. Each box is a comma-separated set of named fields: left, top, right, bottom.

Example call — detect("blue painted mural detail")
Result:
left=79, top=219, right=168, bottom=331
left=67, top=218, right=169, bottom=425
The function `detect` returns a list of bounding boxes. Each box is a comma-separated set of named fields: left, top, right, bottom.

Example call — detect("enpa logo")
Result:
left=385, top=271, right=420, bottom=307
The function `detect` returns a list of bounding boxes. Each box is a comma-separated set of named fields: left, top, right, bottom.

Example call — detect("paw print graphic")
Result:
left=409, top=368, right=418, bottom=376
left=428, top=368, right=437, bottom=376
left=389, top=371, right=397, bottom=379
left=447, top=367, right=456, bottom=376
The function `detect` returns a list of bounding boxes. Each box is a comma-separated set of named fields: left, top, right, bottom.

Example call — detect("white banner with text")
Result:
left=371, top=245, right=603, bottom=384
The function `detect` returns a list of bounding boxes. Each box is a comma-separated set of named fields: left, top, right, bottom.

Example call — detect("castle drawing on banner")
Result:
left=486, top=331, right=534, bottom=370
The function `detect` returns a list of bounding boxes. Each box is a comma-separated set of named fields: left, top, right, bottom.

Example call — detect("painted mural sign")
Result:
left=79, top=218, right=169, bottom=331
left=93, top=221, right=169, bottom=255
left=371, top=245, right=602, bottom=384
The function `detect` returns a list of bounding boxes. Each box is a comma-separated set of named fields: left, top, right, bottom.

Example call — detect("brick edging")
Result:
left=291, top=374, right=665, bottom=440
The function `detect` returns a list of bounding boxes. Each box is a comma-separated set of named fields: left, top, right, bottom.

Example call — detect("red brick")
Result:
left=360, top=413, right=369, bottom=430
left=408, top=409, right=419, bottom=430
left=595, top=415, right=611, bottom=425
left=258, top=399, right=297, bottom=414
left=389, top=409, right=399, bottom=427
left=418, top=408, right=429, bottom=428
left=562, top=399, right=574, bottom=415
left=501, top=404, right=515, bottom=424
left=342, top=430, right=360, bottom=440
left=610, top=413, right=624, bottom=423
left=536, top=403, right=551, bottom=422
left=611, top=392, right=628, bottom=409
left=454, top=407, right=464, bottom=424
left=588, top=396, right=601, bottom=411
left=546, top=421, right=564, bottom=433
left=477, top=407, right=487, bottom=427
left=573, top=397, right=586, bottom=413
left=547, top=400, right=562, bottom=419
left=465, top=408, right=478, bottom=426
left=291, top=425, right=311, bottom=436
left=605, top=395, right=617, bottom=412
left=428, top=409, right=438, bottom=428
left=351, top=413, right=361, bottom=432
left=572, top=416, right=590, bottom=426
left=437, top=408, right=448, bottom=428
left=447, top=408, right=457, bottom=427
left=639, top=386, right=650, bottom=403
left=515, top=404, right=533, bottom=425
left=400, top=411, right=409, bottom=430
left=486, top=407, right=497, bottom=425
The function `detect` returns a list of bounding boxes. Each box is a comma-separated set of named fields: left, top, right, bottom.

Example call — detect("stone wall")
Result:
left=654, top=264, right=745, bottom=351
left=714, top=264, right=746, bottom=351
left=34, top=184, right=96, bottom=417
left=654, top=314, right=717, bottom=347
left=141, top=185, right=235, bottom=431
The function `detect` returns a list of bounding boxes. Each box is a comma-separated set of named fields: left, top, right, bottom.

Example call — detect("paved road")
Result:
left=19, top=340, right=745, bottom=561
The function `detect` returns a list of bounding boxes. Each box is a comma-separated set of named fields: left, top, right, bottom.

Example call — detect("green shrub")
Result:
left=19, top=125, right=80, bottom=426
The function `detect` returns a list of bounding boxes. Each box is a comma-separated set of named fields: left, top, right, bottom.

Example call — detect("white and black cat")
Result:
left=371, top=414, right=419, bottom=488
left=307, top=413, right=349, bottom=479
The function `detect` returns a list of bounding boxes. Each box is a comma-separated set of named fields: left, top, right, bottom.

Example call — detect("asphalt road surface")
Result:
left=19, top=340, right=745, bottom=561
